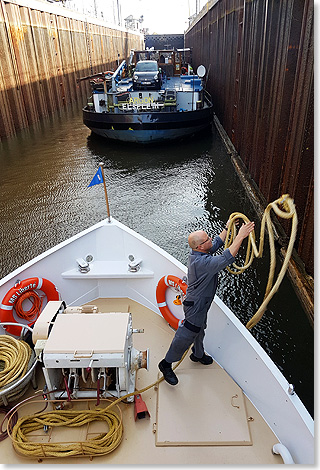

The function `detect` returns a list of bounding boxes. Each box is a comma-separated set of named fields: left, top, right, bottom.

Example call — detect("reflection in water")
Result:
left=0, top=105, right=313, bottom=416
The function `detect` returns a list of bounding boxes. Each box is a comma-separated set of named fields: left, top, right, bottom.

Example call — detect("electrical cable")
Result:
left=0, top=405, right=18, bottom=441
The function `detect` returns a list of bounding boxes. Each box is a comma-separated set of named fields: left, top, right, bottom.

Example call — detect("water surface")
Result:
left=0, top=105, right=313, bottom=416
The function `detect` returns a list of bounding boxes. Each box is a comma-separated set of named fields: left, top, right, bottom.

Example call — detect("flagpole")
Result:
left=99, top=163, right=111, bottom=223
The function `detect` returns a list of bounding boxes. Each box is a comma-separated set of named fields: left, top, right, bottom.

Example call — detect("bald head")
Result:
left=188, top=230, right=208, bottom=249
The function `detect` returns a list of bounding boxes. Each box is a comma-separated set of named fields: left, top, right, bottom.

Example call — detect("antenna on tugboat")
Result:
left=99, top=162, right=111, bottom=223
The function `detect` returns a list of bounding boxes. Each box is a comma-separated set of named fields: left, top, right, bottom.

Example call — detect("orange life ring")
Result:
left=156, top=275, right=187, bottom=329
left=0, top=277, right=59, bottom=336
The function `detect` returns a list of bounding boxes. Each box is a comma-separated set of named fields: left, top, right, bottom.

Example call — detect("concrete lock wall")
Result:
left=0, top=0, right=143, bottom=139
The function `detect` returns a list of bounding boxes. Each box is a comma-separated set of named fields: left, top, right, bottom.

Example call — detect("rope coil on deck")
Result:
left=0, top=336, right=34, bottom=405
left=224, top=194, right=297, bottom=329
left=8, top=349, right=189, bottom=459
left=11, top=406, right=123, bottom=458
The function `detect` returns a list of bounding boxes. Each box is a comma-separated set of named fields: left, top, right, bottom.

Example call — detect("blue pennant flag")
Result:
left=88, top=166, right=103, bottom=187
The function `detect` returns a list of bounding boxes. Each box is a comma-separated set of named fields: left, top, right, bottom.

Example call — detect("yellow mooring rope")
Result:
left=11, top=406, right=124, bottom=458
left=9, top=349, right=189, bottom=459
left=0, top=336, right=34, bottom=405
left=224, top=194, right=297, bottom=329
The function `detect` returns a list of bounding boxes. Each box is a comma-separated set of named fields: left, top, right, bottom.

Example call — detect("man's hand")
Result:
left=228, top=221, right=255, bottom=257
left=226, top=218, right=240, bottom=230
left=238, top=221, right=255, bottom=239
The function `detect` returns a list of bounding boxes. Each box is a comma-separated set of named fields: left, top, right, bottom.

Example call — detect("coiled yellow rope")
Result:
left=224, top=194, right=298, bottom=329
left=9, top=349, right=189, bottom=459
left=11, top=406, right=123, bottom=458
left=0, top=336, right=33, bottom=405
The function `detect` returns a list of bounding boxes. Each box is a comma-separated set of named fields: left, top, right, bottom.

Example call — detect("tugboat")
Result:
left=78, top=49, right=213, bottom=144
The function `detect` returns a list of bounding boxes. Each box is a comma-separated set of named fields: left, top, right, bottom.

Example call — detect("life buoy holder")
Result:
left=0, top=277, right=59, bottom=336
left=156, top=275, right=187, bottom=329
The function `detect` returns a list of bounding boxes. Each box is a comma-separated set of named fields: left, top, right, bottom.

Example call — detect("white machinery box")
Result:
left=43, top=312, right=130, bottom=368
left=34, top=302, right=148, bottom=402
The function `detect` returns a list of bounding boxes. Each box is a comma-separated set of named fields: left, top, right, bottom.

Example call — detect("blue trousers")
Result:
left=164, top=321, right=206, bottom=363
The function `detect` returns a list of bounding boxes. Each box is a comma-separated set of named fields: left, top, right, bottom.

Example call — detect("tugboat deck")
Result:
left=1, top=298, right=282, bottom=465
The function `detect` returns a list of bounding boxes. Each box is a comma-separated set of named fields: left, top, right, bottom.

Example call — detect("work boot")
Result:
left=190, top=352, right=213, bottom=365
left=158, top=359, right=178, bottom=385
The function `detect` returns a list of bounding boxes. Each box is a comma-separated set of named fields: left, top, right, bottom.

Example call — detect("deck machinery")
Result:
left=32, top=301, right=149, bottom=402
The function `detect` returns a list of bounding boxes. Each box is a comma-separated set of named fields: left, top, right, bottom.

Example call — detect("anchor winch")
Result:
left=32, top=301, right=149, bottom=402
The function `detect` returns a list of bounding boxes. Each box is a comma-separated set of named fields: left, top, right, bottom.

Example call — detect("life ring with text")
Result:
left=0, top=277, right=59, bottom=336
left=156, top=275, right=187, bottom=329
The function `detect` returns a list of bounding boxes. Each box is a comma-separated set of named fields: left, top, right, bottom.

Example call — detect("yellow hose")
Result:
left=224, top=194, right=298, bottom=329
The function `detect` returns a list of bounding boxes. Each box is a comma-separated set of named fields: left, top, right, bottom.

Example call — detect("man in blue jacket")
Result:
left=158, top=220, right=255, bottom=385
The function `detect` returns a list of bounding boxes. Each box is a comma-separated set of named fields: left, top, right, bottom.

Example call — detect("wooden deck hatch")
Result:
left=156, top=368, right=252, bottom=446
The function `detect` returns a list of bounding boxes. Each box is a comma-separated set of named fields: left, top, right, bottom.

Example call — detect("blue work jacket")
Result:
left=183, top=235, right=235, bottom=327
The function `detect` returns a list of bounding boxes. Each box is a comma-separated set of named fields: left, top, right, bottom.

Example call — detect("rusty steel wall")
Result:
left=186, top=0, right=314, bottom=277
left=0, top=0, right=143, bottom=139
